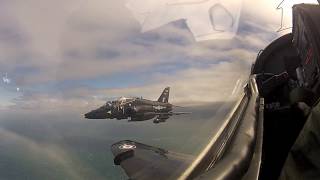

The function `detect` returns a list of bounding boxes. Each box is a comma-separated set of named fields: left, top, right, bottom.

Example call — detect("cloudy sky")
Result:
left=0, top=0, right=314, bottom=113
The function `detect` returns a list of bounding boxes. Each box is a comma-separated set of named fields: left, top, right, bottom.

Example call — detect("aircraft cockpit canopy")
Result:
left=105, top=101, right=112, bottom=107
left=117, top=97, right=135, bottom=104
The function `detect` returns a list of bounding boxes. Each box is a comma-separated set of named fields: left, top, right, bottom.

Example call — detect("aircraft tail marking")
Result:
left=158, top=87, right=170, bottom=103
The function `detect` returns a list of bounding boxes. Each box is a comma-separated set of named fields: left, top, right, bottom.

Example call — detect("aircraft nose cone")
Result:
left=84, top=112, right=93, bottom=119
left=84, top=108, right=110, bottom=119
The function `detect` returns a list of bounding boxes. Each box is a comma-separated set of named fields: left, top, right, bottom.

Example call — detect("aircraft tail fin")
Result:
left=158, top=87, right=170, bottom=103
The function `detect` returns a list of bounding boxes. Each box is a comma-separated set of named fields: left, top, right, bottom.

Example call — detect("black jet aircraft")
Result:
left=85, top=87, right=190, bottom=123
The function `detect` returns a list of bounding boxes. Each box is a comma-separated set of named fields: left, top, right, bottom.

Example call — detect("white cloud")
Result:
left=0, top=0, right=289, bottom=111
left=8, top=58, right=250, bottom=113
left=97, top=57, right=251, bottom=105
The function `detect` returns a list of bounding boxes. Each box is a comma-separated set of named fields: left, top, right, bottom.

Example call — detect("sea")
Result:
left=0, top=101, right=236, bottom=180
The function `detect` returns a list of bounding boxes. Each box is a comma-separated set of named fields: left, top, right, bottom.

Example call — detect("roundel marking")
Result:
left=119, top=143, right=137, bottom=150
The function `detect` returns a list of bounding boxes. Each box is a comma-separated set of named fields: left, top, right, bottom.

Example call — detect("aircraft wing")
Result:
left=111, top=140, right=193, bottom=180
left=149, top=112, right=191, bottom=116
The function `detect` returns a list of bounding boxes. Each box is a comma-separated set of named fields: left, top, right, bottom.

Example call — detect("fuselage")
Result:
left=84, top=97, right=173, bottom=121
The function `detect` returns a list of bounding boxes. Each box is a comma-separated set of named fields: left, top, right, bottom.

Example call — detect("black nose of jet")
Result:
left=84, top=110, right=102, bottom=119
left=84, top=108, right=111, bottom=119
left=84, top=111, right=94, bottom=119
